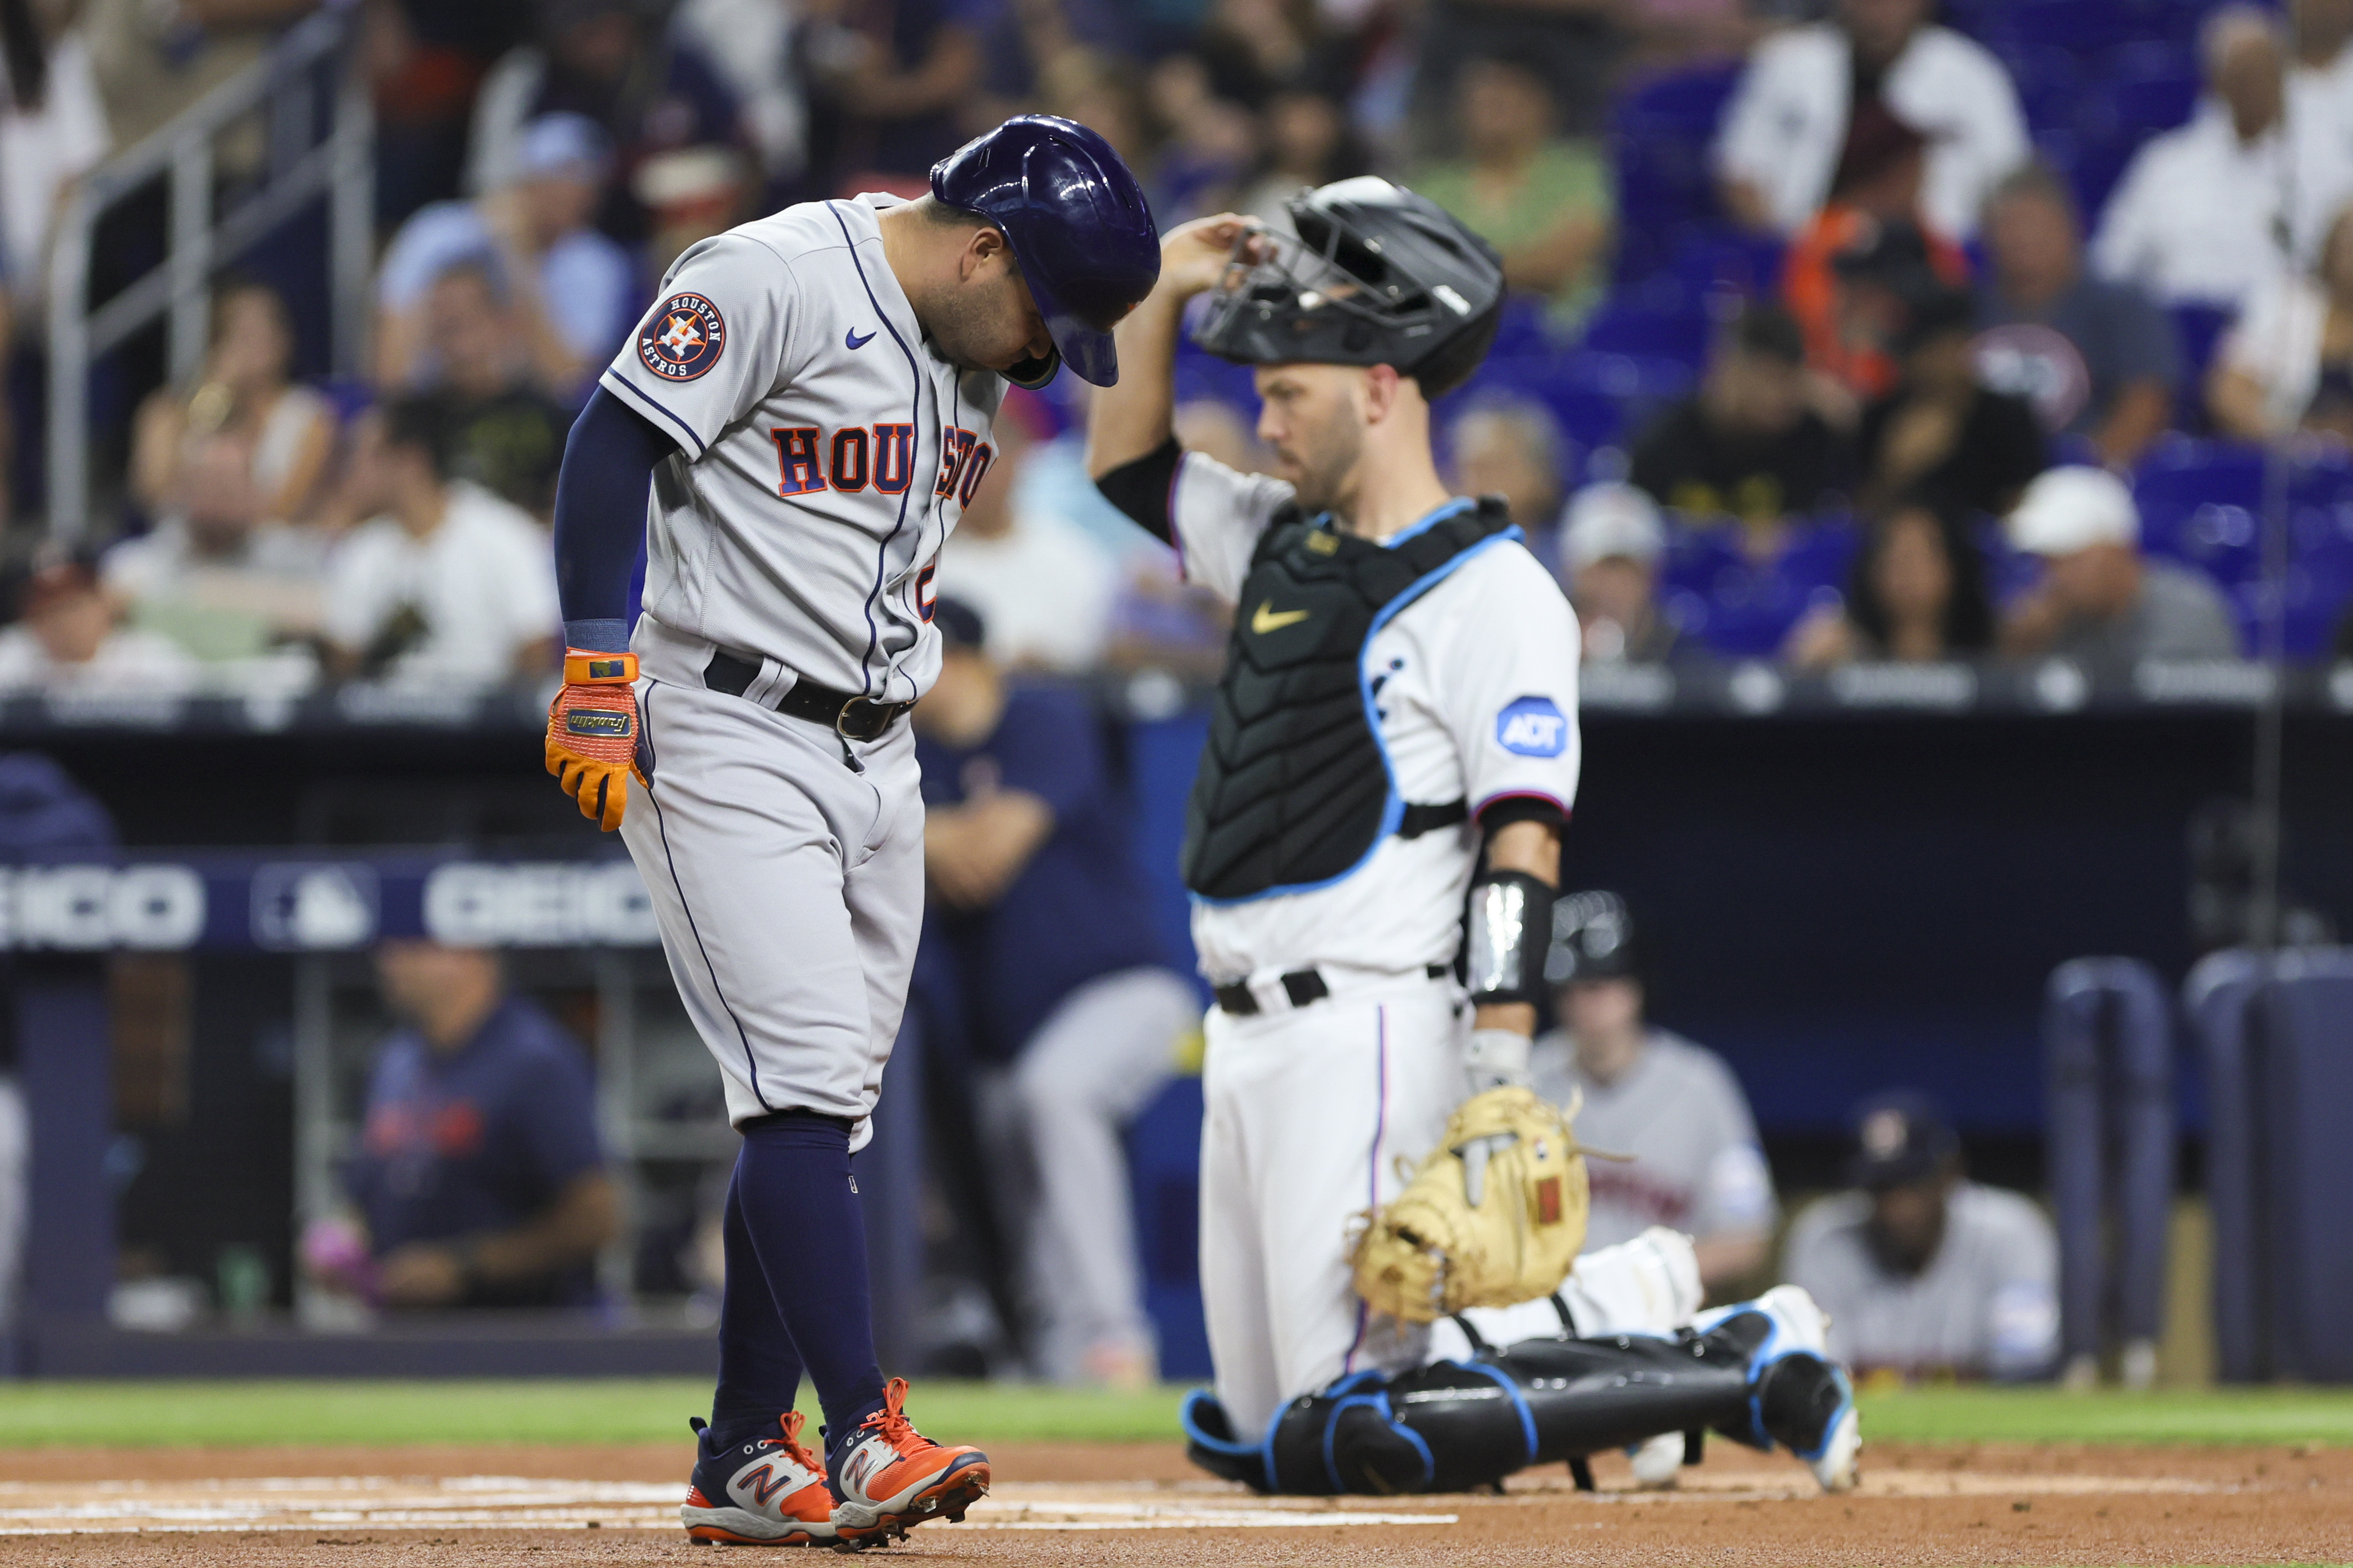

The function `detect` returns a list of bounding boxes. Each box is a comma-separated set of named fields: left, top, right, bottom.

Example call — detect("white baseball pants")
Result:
left=620, top=670, right=924, bottom=1148
left=1199, top=974, right=1465, bottom=1435
left=977, top=965, right=1203, bottom=1380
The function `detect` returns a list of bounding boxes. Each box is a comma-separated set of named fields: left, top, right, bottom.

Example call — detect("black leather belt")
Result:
left=1215, top=963, right=1451, bottom=1016
left=704, top=651, right=911, bottom=742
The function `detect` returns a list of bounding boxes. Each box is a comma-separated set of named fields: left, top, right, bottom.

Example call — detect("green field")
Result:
left=0, top=1380, right=2349, bottom=1451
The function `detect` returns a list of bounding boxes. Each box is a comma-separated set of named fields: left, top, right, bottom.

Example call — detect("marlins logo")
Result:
left=639, top=292, right=726, bottom=381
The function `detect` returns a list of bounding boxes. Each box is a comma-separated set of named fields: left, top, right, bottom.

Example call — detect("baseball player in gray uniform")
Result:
left=1088, top=183, right=1860, bottom=1498
left=1532, top=891, right=1778, bottom=1289
left=1785, top=1093, right=2060, bottom=1381
left=543, top=116, right=1161, bottom=1548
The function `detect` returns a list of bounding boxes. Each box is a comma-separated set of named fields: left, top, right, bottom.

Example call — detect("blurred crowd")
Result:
left=3, top=0, right=2353, bottom=692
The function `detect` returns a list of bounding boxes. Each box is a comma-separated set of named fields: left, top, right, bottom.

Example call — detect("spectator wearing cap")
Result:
left=1558, top=483, right=1683, bottom=666
left=1629, top=305, right=1843, bottom=557
left=1976, top=166, right=2179, bottom=470
left=2095, top=7, right=2353, bottom=311
left=1714, top=0, right=2027, bottom=242
left=1447, top=398, right=1569, bottom=552
left=2210, top=204, right=2353, bottom=445
left=0, top=552, right=193, bottom=695
left=1787, top=493, right=1995, bottom=668
left=1528, top=891, right=1774, bottom=1293
left=1409, top=55, right=1615, bottom=333
left=1999, top=467, right=2240, bottom=664
left=1855, top=280, right=2045, bottom=519
left=1782, top=1093, right=2059, bottom=1383
left=934, top=399, right=1118, bottom=676
left=468, top=0, right=741, bottom=244
left=377, top=112, right=637, bottom=401
left=913, top=598, right=1198, bottom=1387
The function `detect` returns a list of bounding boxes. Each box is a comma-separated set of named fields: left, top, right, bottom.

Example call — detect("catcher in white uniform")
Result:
left=1088, top=180, right=1860, bottom=1496
left=543, top=116, right=1162, bottom=1546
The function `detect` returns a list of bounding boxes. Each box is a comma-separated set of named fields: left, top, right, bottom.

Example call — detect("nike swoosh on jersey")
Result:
left=846, top=326, right=877, bottom=350
left=1251, top=601, right=1311, bottom=634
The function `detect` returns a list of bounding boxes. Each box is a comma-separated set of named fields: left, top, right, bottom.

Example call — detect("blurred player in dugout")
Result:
left=911, top=600, right=1200, bottom=1387
left=1785, top=1092, right=2061, bottom=1383
left=306, top=942, right=618, bottom=1309
left=1531, top=892, right=1777, bottom=1294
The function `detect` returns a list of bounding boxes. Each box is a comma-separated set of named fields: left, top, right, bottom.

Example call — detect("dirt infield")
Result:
left=0, top=1439, right=2343, bottom=1566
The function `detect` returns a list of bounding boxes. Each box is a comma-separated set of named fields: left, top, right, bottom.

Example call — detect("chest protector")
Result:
left=1182, top=498, right=1518, bottom=901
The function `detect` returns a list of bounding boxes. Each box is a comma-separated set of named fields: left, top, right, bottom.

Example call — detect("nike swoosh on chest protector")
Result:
left=1251, top=601, right=1311, bottom=634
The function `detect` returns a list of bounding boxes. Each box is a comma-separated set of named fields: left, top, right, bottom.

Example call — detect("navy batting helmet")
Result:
left=931, top=115, right=1161, bottom=389
left=1191, top=177, right=1504, bottom=397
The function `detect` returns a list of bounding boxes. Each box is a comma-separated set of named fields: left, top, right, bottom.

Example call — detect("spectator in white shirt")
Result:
left=934, top=399, right=1117, bottom=676
left=0, top=0, right=108, bottom=308
left=374, top=114, right=636, bottom=400
left=2093, top=6, right=2353, bottom=309
left=323, top=395, right=561, bottom=687
left=2292, top=0, right=2353, bottom=127
left=0, top=552, right=193, bottom=695
left=1714, top=0, right=2028, bottom=241
left=2210, top=203, right=2353, bottom=443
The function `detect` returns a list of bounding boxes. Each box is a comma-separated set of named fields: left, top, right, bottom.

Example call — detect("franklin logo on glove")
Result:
left=566, top=711, right=634, bottom=737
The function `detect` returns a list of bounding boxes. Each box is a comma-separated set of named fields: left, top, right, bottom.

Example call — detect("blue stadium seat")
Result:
left=1611, top=65, right=1743, bottom=254
left=1993, top=0, right=2145, bottom=53
left=1657, top=518, right=1855, bottom=657
left=1579, top=301, right=1713, bottom=368
left=2107, top=59, right=2200, bottom=134
left=2169, top=305, right=2232, bottom=422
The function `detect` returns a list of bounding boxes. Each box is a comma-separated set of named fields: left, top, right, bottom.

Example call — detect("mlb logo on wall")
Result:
left=1495, top=696, right=1568, bottom=757
left=639, top=292, right=726, bottom=381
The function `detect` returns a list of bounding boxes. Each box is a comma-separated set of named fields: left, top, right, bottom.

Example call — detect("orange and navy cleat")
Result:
left=680, top=1411, right=838, bottom=1546
left=826, top=1378, right=991, bottom=1547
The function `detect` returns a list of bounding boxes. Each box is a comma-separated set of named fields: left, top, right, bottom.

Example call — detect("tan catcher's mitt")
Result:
left=1349, top=1086, right=1591, bottom=1323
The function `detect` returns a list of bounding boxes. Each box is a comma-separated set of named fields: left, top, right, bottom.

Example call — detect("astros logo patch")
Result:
left=1495, top=695, right=1568, bottom=757
left=639, top=292, right=726, bottom=381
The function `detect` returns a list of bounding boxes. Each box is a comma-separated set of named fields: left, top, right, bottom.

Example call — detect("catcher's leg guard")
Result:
left=1181, top=1390, right=1269, bottom=1491
left=1693, top=1287, right=1860, bottom=1489
left=1185, top=1376, right=1425, bottom=1495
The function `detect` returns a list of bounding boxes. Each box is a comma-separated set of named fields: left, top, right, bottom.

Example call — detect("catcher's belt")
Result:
left=1349, top=1085, right=1591, bottom=1322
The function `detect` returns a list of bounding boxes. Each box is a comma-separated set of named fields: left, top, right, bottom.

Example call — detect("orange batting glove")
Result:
left=546, top=649, right=643, bottom=831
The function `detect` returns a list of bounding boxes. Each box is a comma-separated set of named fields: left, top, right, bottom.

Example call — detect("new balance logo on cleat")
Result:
left=826, top=1378, right=990, bottom=1547
left=679, top=1411, right=839, bottom=1546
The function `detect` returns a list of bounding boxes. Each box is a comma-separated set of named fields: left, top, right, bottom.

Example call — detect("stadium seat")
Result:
left=1611, top=65, right=1744, bottom=256
left=1579, top=301, right=1713, bottom=368
left=1993, top=0, right=2147, bottom=53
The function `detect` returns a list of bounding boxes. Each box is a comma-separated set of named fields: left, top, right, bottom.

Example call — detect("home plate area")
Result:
left=0, top=1444, right=2342, bottom=1566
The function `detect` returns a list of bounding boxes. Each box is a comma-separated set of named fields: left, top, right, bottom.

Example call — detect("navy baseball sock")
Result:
left=707, top=1167, right=806, bottom=1451
left=725, top=1112, right=889, bottom=1458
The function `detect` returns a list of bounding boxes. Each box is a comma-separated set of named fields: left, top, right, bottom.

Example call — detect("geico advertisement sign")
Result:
left=0, top=865, right=204, bottom=949
left=424, top=863, right=659, bottom=946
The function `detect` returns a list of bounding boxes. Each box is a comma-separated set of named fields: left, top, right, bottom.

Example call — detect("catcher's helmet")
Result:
left=1191, top=177, right=1504, bottom=397
left=1544, top=889, right=1643, bottom=987
left=930, top=115, right=1161, bottom=389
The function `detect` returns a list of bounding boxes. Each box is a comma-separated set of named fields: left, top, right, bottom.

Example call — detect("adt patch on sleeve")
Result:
left=1495, top=696, right=1570, bottom=757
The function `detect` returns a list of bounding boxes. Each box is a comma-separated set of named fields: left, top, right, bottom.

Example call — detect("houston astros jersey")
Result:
left=1170, top=451, right=1583, bottom=982
left=599, top=193, right=1005, bottom=703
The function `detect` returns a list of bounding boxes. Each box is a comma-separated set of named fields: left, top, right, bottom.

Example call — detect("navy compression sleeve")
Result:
left=554, top=386, right=675, bottom=652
